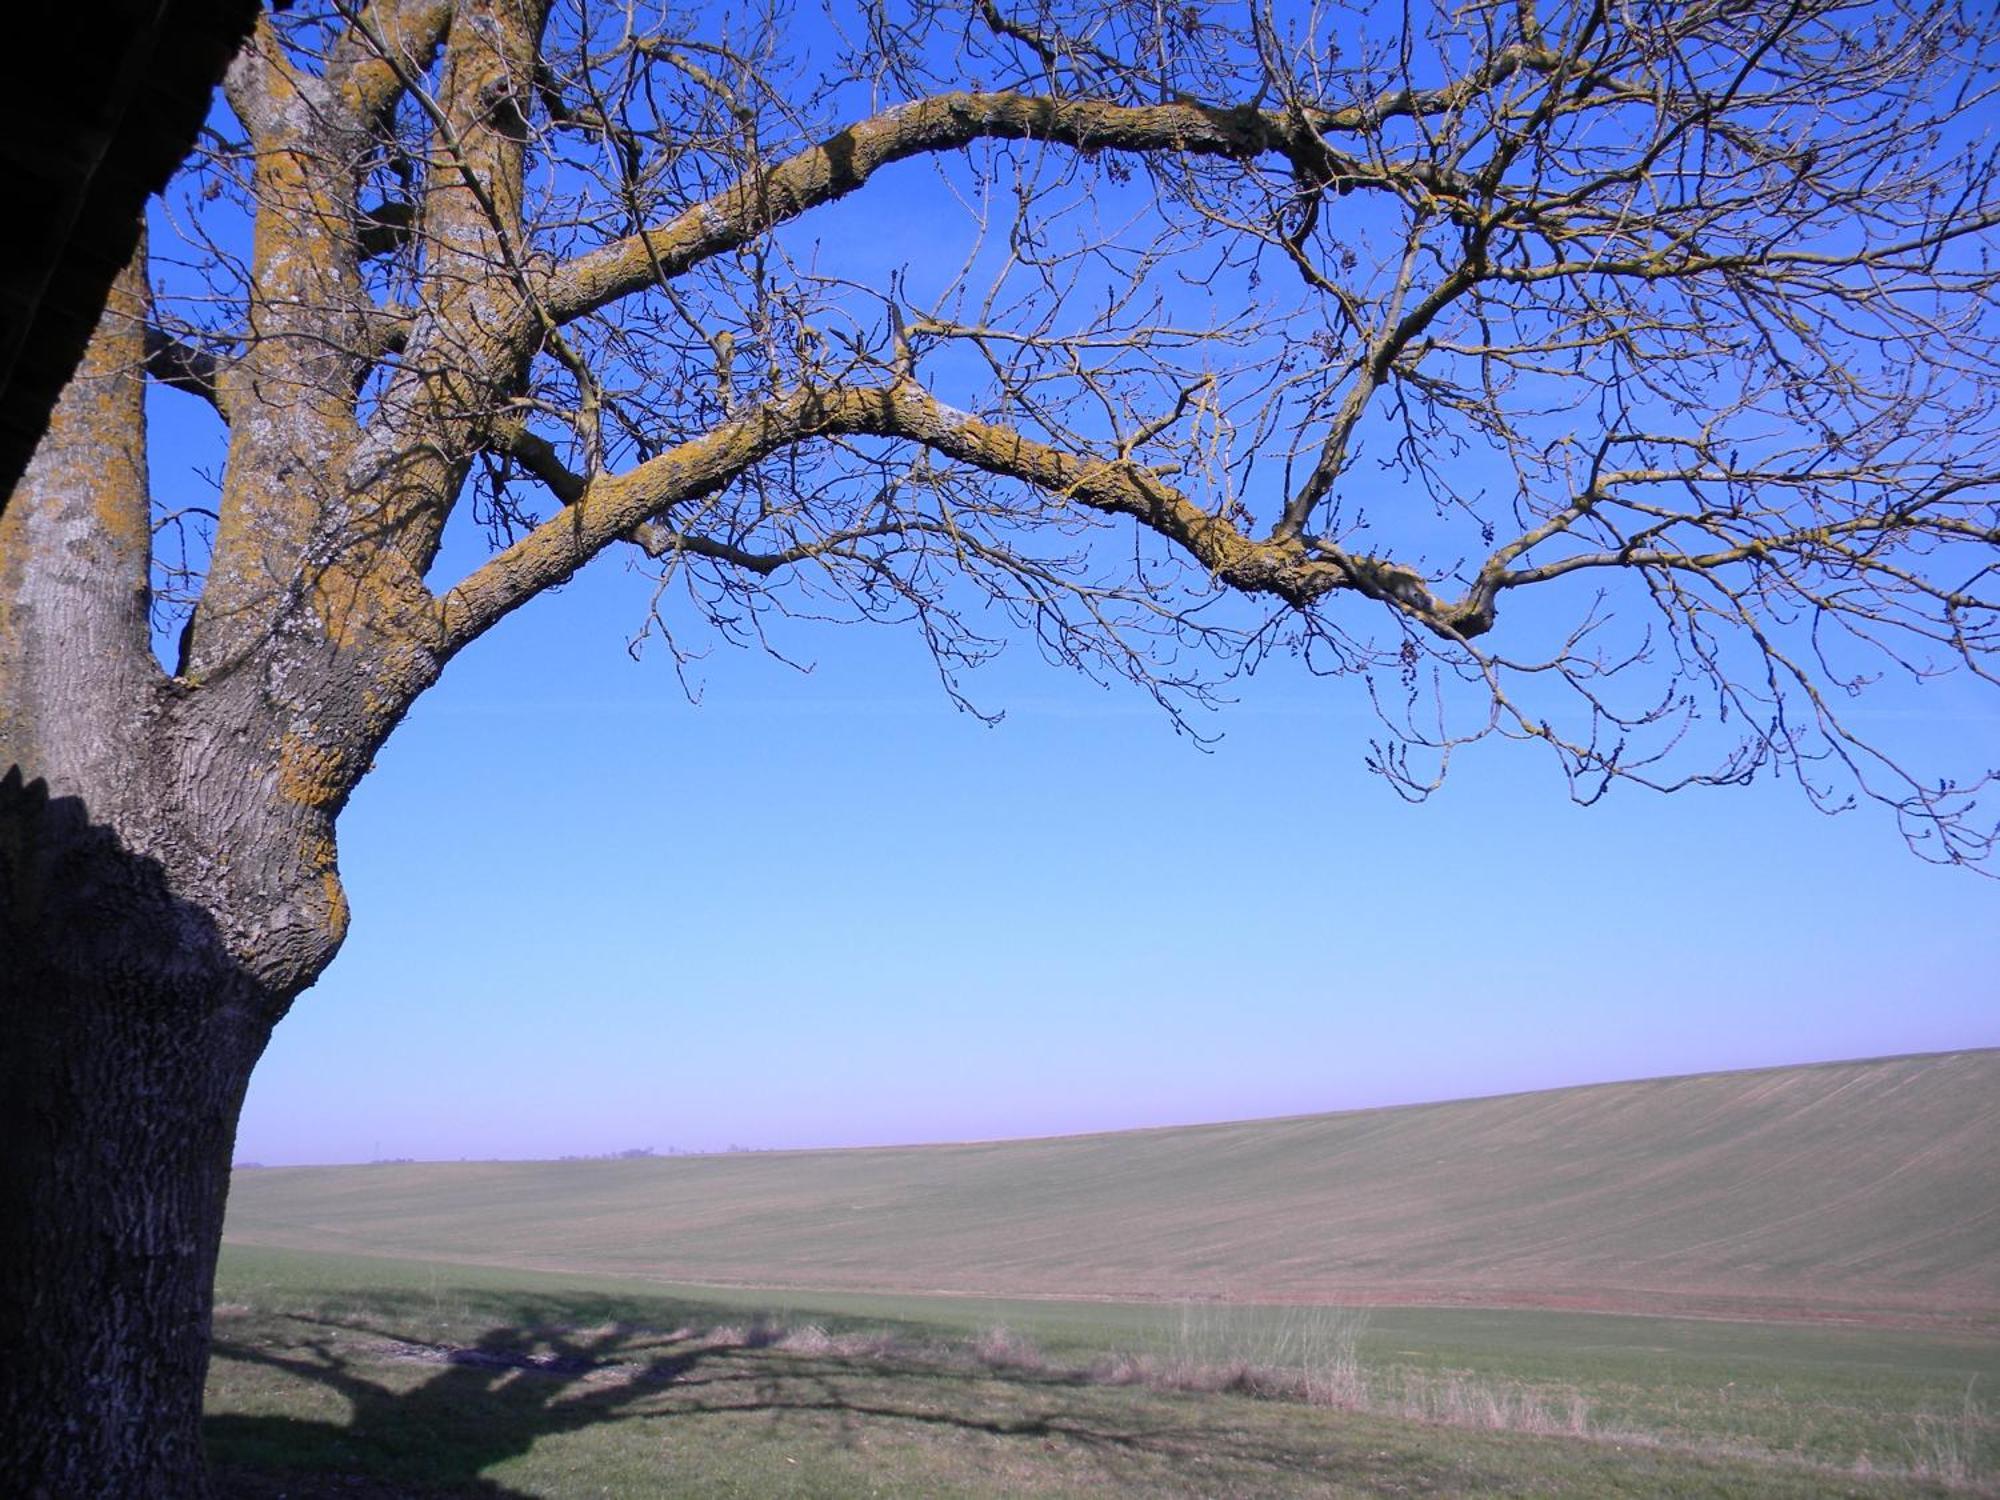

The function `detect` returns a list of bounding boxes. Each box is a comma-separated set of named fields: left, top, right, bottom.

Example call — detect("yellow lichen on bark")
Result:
left=308, top=552, right=425, bottom=655
left=0, top=238, right=156, bottom=758
left=275, top=735, right=346, bottom=812
left=279, top=742, right=351, bottom=943
left=25, top=250, right=153, bottom=572
left=321, top=868, right=351, bottom=944
left=86, top=264, right=153, bottom=566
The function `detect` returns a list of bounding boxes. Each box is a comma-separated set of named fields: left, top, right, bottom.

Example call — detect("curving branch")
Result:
left=543, top=91, right=1475, bottom=326
left=441, top=377, right=1515, bottom=661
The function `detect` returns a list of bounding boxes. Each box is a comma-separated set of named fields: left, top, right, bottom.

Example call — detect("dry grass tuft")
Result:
left=1395, top=1372, right=1592, bottom=1436
left=774, top=1323, right=904, bottom=1360
left=1905, top=1386, right=1991, bottom=1486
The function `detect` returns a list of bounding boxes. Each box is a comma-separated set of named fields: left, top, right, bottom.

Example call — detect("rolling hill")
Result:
left=223, top=1049, right=2000, bottom=1323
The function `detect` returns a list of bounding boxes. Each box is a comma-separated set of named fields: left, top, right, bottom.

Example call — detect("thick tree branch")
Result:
left=442, top=381, right=1498, bottom=657
left=1, top=244, right=160, bottom=771
left=543, top=91, right=1469, bottom=325
left=196, top=11, right=389, bottom=675
left=488, top=414, right=585, bottom=505
left=329, top=0, right=453, bottom=126
left=337, top=0, right=557, bottom=586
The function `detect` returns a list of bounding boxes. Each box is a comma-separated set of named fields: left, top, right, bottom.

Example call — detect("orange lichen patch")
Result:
left=308, top=549, right=435, bottom=657
left=295, top=811, right=350, bottom=943
left=92, top=470, right=151, bottom=561
left=275, top=735, right=347, bottom=811
left=310, top=568, right=380, bottom=656
left=297, top=822, right=338, bottom=872
left=321, top=867, right=350, bottom=944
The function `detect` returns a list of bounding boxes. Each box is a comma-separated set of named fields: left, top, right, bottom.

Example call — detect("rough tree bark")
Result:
left=0, top=8, right=478, bottom=1484
left=0, top=835, right=277, bottom=1497
left=0, top=252, right=356, bottom=1495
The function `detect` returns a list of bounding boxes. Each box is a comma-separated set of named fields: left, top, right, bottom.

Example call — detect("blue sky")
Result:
left=141, top=6, right=2000, bottom=1166
left=221, top=516, right=1998, bottom=1164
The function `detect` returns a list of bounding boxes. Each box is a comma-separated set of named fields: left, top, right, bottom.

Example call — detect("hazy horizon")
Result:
left=235, top=1042, right=1998, bottom=1168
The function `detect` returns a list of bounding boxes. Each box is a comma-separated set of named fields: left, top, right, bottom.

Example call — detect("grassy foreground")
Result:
left=224, top=1050, right=2000, bottom=1322
left=207, top=1246, right=1998, bottom=1497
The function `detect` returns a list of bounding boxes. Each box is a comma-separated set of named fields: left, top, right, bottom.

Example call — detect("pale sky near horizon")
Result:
left=139, top=9, right=2000, bottom=1168
left=216, top=520, right=1999, bottom=1165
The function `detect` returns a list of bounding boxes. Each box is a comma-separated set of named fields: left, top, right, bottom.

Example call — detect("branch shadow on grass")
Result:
left=201, top=1285, right=1433, bottom=1498
left=208, top=1314, right=707, bottom=1498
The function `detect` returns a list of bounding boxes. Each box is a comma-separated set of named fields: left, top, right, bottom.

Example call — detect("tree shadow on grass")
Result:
left=203, top=1293, right=1509, bottom=1498
left=202, top=1280, right=1964, bottom=1499
left=208, top=1315, right=697, bottom=1497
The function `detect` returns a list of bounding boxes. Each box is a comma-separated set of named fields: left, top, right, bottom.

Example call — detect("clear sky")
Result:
left=137, top=7, right=2000, bottom=1167
left=218, top=510, right=1998, bottom=1164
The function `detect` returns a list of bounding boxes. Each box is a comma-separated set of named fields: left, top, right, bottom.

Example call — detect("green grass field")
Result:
left=213, top=1051, right=2000, bottom=1494
left=208, top=1246, right=1997, bottom=1497
left=225, top=1050, right=2000, bottom=1323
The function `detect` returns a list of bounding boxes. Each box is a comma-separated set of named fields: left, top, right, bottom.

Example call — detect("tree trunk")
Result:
left=0, top=238, right=348, bottom=1497
left=0, top=773, right=286, bottom=1499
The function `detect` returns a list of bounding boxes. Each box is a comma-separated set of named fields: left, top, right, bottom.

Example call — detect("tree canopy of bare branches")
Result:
left=2, top=1, right=1996, bottom=1492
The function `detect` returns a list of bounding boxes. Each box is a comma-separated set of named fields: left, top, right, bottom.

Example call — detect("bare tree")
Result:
left=2, top=0, right=1996, bottom=1490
